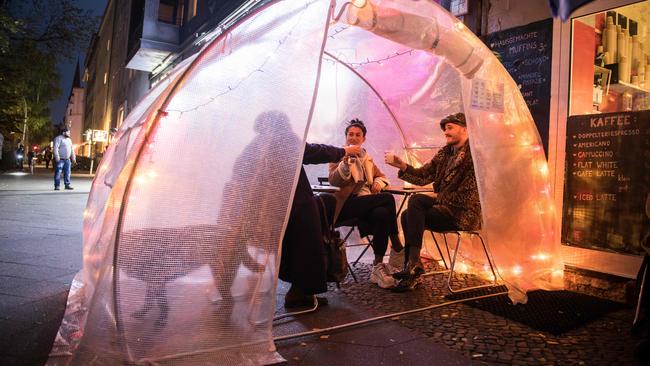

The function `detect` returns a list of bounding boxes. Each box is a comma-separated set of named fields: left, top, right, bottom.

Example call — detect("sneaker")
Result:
left=391, top=276, right=422, bottom=292
left=392, top=260, right=425, bottom=281
left=385, top=262, right=401, bottom=275
left=64, top=185, right=74, bottom=190
left=54, top=187, right=60, bottom=191
left=388, top=247, right=405, bottom=270
left=370, top=263, right=398, bottom=289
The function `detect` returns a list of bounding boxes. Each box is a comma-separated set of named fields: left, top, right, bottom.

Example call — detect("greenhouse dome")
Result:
left=49, top=0, right=564, bottom=364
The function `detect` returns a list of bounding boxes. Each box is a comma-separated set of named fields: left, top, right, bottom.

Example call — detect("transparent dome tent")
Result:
left=48, top=0, right=564, bottom=364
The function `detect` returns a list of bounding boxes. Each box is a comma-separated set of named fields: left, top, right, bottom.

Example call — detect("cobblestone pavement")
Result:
left=337, top=261, right=641, bottom=365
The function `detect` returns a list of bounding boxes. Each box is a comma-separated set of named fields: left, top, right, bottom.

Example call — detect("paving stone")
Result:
left=338, top=262, right=639, bottom=366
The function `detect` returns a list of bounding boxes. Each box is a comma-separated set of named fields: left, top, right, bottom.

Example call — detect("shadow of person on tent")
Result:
left=202, top=110, right=302, bottom=326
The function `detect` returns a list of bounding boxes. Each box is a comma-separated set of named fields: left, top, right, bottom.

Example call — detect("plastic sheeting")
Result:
left=49, top=0, right=563, bottom=364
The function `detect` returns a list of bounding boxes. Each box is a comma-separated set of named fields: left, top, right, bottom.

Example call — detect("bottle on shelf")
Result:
left=604, top=16, right=617, bottom=63
left=617, top=29, right=627, bottom=63
left=619, top=56, right=630, bottom=83
left=631, top=35, right=640, bottom=74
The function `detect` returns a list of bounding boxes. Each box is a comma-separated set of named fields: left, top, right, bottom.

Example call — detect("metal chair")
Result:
left=335, top=218, right=373, bottom=283
left=430, top=230, right=498, bottom=293
left=314, top=189, right=360, bottom=283
left=315, top=177, right=371, bottom=281
left=421, top=230, right=452, bottom=276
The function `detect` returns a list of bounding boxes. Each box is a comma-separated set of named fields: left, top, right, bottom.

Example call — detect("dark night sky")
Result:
left=49, top=0, right=108, bottom=125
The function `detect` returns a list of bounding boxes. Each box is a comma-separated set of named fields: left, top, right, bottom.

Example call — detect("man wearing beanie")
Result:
left=53, top=128, right=77, bottom=190
left=384, top=112, right=481, bottom=291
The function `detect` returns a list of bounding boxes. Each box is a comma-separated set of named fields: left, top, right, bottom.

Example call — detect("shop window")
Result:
left=569, top=1, right=650, bottom=116
left=116, top=101, right=127, bottom=129
left=562, top=1, right=650, bottom=257
left=187, top=0, right=198, bottom=22
left=159, top=0, right=182, bottom=25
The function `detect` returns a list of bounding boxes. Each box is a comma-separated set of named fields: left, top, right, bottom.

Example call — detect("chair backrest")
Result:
left=334, top=217, right=361, bottom=229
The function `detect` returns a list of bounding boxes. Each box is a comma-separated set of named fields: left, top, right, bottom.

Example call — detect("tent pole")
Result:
left=322, top=51, right=409, bottom=155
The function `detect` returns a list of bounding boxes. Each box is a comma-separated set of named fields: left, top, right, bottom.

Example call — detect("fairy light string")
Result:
left=165, top=2, right=314, bottom=116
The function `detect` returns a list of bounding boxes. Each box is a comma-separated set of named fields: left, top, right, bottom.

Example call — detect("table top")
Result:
left=384, top=186, right=435, bottom=194
left=312, top=185, right=432, bottom=194
left=311, top=185, right=340, bottom=193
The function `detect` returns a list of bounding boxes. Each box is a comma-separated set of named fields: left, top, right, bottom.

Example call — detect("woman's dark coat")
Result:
left=279, top=143, right=345, bottom=295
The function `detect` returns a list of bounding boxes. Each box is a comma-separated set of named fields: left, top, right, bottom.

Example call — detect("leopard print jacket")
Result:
left=398, top=142, right=482, bottom=230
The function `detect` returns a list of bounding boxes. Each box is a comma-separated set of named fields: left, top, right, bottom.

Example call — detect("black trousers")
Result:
left=335, top=192, right=399, bottom=259
left=401, top=194, right=457, bottom=260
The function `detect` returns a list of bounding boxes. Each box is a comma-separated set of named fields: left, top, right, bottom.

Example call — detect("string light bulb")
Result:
left=537, top=161, right=549, bottom=177
left=531, top=252, right=550, bottom=261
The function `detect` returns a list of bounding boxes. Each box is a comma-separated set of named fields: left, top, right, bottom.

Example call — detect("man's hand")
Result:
left=370, top=181, right=382, bottom=194
left=344, top=145, right=361, bottom=156
left=385, top=154, right=407, bottom=171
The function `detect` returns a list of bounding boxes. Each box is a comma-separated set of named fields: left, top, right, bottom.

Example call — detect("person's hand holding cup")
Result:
left=384, top=151, right=406, bottom=170
left=344, top=145, right=362, bottom=157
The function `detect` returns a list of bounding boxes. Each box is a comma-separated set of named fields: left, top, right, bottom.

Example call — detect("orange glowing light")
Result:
left=537, top=161, right=549, bottom=176
left=531, top=253, right=550, bottom=261
left=519, top=133, right=533, bottom=146
left=456, top=262, right=469, bottom=273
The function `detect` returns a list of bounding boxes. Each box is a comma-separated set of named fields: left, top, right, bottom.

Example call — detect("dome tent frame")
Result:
left=48, top=1, right=563, bottom=365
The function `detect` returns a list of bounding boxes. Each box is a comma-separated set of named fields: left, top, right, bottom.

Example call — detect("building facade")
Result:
left=62, top=62, right=85, bottom=155
left=82, top=0, right=255, bottom=157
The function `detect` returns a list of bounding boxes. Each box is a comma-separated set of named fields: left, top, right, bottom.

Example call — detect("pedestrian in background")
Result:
left=53, top=128, right=76, bottom=190
left=44, top=147, right=53, bottom=169
left=27, top=148, right=35, bottom=175
left=15, top=144, right=24, bottom=170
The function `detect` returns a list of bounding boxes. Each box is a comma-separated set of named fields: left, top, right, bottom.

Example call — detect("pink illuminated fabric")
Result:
left=50, top=0, right=562, bottom=364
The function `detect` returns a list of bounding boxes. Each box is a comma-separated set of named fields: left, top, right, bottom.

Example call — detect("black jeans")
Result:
left=337, top=192, right=399, bottom=259
left=401, top=194, right=457, bottom=258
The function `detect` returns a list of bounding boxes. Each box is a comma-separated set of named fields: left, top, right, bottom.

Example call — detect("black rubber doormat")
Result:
left=460, top=290, right=629, bottom=335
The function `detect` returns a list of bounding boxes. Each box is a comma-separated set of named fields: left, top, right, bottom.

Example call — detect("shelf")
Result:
left=609, top=81, right=650, bottom=95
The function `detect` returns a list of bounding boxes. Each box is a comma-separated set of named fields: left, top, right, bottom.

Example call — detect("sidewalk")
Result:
left=0, top=166, right=93, bottom=366
left=0, top=167, right=644, bottom=365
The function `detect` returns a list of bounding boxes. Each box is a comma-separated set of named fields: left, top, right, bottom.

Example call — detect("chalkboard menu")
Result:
left=482, top=19, right=553, bottom=157
left=562, top=111, right=650, bottom=255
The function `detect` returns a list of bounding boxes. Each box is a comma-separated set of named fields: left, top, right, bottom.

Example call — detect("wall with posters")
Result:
left=482, top=18, right=553, bottom=156
left=562, top=110, right=649, bottom=255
